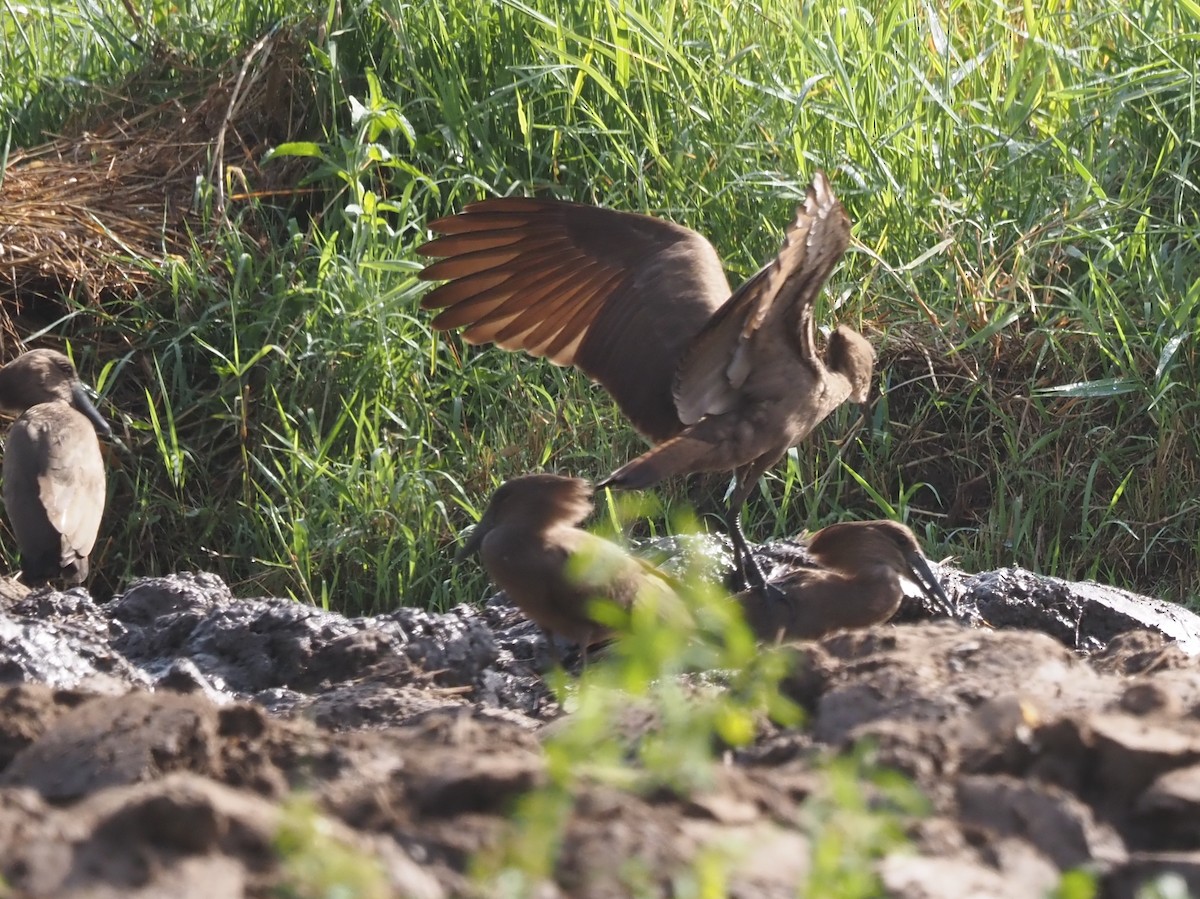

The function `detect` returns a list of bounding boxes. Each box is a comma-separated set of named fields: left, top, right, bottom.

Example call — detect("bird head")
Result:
left=457, top=474, right=594, bottom=560
left=0, top=349, right=111, bottom=438
left=808, top=519, right=955, bottom=618
left=826, top=325, right=875, bottom=404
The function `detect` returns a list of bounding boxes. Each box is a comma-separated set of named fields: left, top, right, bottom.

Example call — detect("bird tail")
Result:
left=598, top=434, right=716, bottom=491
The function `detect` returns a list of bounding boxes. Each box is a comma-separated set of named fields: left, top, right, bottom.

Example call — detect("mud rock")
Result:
left=0, top=561, right=1197, bottom=896
left=1136, top=764, right=1200, bottom=846
left=0, top=588, right=147, bottom=691
left=293, top=667, right=473, bottom=732
left=1055, top=713, right=1200, bottom=816
left=941, top=566, right=1200, bottom=654
left=0, top=684, right=91, bottom=768
left=384, top=603, right=501, bottom=683
left=110, top=573, right=381, bottom=692
left=956, top=775, right=1125, bottom=868
left=1093, top=629, right=1197, bottom=675
left=0, top=772, right=443, bottom=899
left=1102, top=854, right=1200, bottom=899
left=879, top=849, right=1058, bottom=899
left=790, top=625, right=1115, bottom=747
left=3, top=692, right=218, bottom=800
left=679, top=818, right=811, bottom=898
left=952, top=694, right=1042, bottom=773
left=96, top=572, right=551, bottom=716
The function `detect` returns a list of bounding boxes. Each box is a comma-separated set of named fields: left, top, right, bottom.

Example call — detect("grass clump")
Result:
left=0, top=0, right=1196, bottom=611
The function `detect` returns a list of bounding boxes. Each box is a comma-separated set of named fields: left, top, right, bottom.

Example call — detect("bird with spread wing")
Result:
left=419, top=173, right=874, bottom=590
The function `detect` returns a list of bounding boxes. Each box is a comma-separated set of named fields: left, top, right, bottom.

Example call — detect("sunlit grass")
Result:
left=2, top=0, right=1197, bottom=610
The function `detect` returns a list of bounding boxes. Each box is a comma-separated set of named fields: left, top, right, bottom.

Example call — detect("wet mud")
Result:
left=0, top=554, right=1199, bottom=897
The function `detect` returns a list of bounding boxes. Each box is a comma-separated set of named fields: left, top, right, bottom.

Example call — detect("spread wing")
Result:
left=672, top=172, right=852, bottom=425
left=418, top=198, right=732, bottom=442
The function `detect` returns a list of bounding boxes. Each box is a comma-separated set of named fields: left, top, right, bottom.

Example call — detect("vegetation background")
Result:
left=1, top=0, right=1197, bottom=615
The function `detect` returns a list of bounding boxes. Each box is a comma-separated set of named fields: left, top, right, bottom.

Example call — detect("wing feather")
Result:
left=672, top=172, right=851, bottom=424
left=419, top=198, right=731, bottom=441
left=430, top=254, right=595, bottom=333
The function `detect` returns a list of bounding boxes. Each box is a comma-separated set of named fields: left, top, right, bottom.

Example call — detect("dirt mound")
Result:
left=0, top=563, right=1198, bottom=896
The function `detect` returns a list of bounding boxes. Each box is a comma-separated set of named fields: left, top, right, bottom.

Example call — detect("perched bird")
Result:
left=457, top=474, right=683, bottom=655
left=419, top=172, right=874, bottom=589
left=736, top=520, right=954, bottom=642
left=0, top=349, right=111, bottom=585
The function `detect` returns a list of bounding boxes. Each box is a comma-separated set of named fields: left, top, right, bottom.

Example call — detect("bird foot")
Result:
left=757, top=579, right=789, bottom=604
left=731, top=549, right=785, bottom=601
left=933, top=595, right=961, bottom=622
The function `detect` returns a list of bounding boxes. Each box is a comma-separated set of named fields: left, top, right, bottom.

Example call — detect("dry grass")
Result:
left=0, top=26, right=314, bottom=343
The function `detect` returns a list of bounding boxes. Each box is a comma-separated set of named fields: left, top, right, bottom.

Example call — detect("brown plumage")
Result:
left=0, top=350, right=111, bottom=586
left=419, top=172, right=875, bottom=588
left=457, top=474, right=682, bottom=651
left=736, top=520, right=954, bottom=642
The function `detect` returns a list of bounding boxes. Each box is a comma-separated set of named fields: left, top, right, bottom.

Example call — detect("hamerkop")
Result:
left=457, top=474, right=683, bottom=655
left=736, top=520, right=954, bottom=642
left=0, top=349, right=111, bottom=585
left=419, top=172, right=875, bottom=588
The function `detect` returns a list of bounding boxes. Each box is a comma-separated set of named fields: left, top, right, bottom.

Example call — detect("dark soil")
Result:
left=1, top=551, right=1199, bottom=898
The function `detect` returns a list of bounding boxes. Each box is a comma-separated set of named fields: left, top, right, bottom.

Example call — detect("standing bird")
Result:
left=419, top=172, right=875, bottom=589
left=457, top=474, right=684, bottom=656
left=0, top=349, right=111, bottom=586
left=736, top=520, right=955, bottom=642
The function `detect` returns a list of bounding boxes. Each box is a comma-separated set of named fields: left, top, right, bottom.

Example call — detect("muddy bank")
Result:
left=0, top=560, right=1198, bottom=897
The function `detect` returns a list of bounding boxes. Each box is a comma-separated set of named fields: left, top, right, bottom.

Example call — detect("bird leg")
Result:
left=543, top=629, right=564, bottom=670
left=726, top=508, right=788, bottom=602
left=724, top=464, right=787, bottom=601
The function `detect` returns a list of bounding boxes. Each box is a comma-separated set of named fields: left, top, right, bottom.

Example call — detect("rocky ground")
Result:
left=1, top=551, right=1199, bottom=898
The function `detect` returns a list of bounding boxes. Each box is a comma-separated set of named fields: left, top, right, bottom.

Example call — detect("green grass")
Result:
left=1, top=0, right=1197, bottom=611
